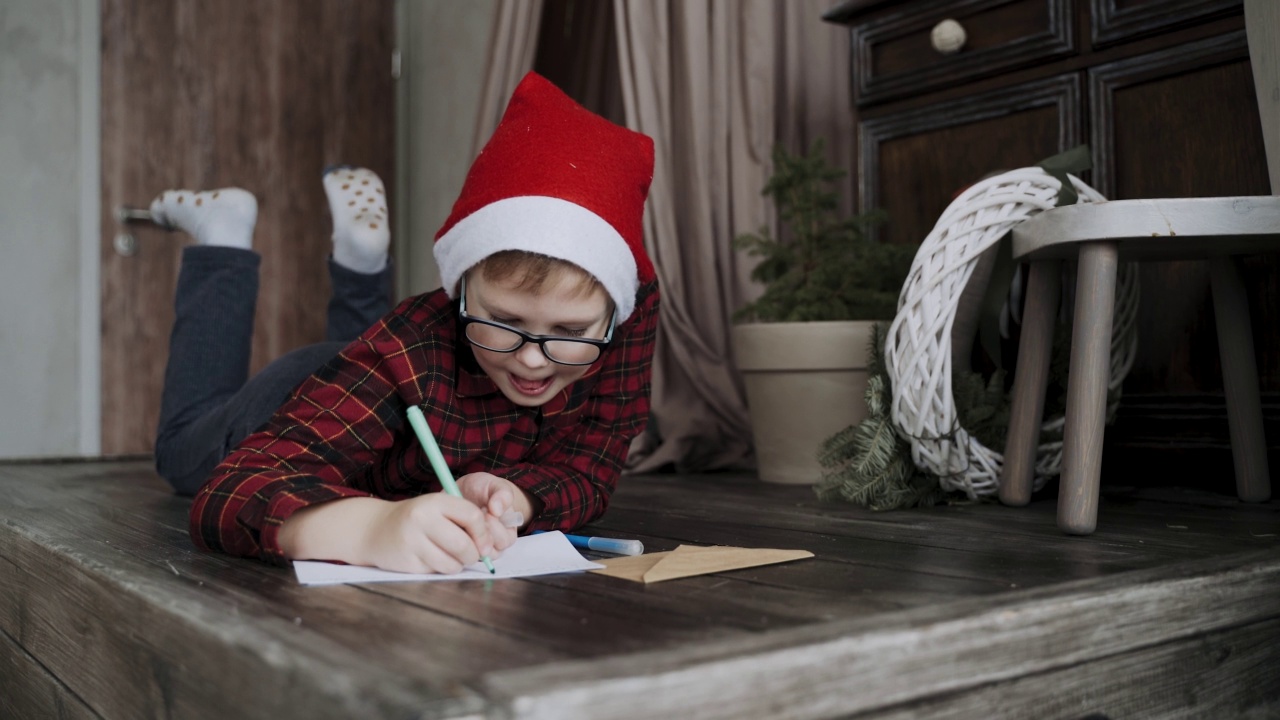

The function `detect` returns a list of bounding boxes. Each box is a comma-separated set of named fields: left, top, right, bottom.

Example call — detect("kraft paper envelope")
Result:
left=591, top=544, right=814, bottom=583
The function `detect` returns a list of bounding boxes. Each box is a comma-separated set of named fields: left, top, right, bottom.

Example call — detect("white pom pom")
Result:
left=930, top=19, right=967, bottom=55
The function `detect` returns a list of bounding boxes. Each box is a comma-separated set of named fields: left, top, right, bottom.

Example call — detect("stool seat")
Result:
left=1013, top=196, right=1280, bottom=261
left=1001, top=196, right=1280, bottom=534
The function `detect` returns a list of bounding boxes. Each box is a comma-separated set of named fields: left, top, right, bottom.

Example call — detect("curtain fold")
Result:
left=613, top=0, right=854, bottom=472
left=777, top=0, right=857, bottom=218
left=472, top=0, right=546, bottom=157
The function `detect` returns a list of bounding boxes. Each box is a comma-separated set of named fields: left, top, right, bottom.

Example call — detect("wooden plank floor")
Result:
left=1, top=459, right=1277, bottom=719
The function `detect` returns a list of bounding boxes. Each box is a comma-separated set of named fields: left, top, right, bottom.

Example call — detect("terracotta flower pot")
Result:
left=731, top=320, right=880, bottom=484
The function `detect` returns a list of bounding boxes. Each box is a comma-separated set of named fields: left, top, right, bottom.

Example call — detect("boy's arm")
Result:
left=187, top=331, right=405, bottom=563
left=188, top=295, right=448, bottom=565
left=501, top=283, right=660, bottom=531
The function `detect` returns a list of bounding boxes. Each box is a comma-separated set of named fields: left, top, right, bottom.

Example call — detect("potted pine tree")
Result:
left=732, top=142, right=914, bottom=484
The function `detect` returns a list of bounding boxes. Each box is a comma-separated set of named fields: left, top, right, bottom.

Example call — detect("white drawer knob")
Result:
left=931, top=18, right=967, bottom=55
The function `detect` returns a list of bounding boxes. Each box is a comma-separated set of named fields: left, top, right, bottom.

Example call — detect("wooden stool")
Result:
left=1000, top=197, right=1280, bottom=534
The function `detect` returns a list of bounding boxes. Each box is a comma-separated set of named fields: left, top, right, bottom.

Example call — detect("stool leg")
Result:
left=1209, top=256, right=1272, bottom=502
left=1001, top=260, right=1062, bottom=506
left=1059, top=243, right=1118, bottom=535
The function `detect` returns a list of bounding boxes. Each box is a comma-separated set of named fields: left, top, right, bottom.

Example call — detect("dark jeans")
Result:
left=155, top=245, right=392, bottom=495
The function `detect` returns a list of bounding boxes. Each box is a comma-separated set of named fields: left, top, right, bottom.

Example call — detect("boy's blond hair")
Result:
left=471, top=250, right=605, bottom=300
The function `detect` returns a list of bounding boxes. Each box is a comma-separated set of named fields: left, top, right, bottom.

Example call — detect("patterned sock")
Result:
left=149, top=188, right=257, bottom=250
left=324, top=166, right=390, bottom=274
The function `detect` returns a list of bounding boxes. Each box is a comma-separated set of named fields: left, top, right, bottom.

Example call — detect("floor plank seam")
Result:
left=0, top=623, right=105, bottom=719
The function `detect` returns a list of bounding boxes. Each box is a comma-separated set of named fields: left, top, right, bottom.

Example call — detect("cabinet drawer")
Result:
left=1090, top=0, right=1242, bottom=48
left=852, top=0, right=1076, bottom=107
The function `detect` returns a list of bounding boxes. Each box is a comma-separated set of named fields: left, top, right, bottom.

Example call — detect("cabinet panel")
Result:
left=1090, top=30, right=1274, bottom=394
left=1091, top=31, right=1265, bottom=200
left=854, top=0, right=1075, bottom=107
left=860, top=74, right=1081, bottom=247
left=1090, top=0, right=1242, bottom=48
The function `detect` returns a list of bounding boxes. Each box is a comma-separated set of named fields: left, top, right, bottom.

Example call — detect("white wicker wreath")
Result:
left=884, top=168, right=1140, bottom=498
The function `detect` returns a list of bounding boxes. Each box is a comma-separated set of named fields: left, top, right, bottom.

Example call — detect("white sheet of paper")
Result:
left=293, top=530, right=603, bottom=586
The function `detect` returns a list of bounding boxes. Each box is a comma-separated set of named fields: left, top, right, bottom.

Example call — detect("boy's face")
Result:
left=463, top=269, right=613, bottom=408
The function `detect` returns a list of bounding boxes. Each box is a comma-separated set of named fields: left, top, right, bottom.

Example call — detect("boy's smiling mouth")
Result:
left=509, top=374, right=554, bottom=396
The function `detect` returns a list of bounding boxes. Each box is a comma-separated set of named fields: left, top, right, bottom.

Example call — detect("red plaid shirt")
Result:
left=189, top=281, right=659, bottom=565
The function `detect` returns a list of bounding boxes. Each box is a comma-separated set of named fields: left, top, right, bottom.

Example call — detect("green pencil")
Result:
left=405, top=405, right=496, bottom=574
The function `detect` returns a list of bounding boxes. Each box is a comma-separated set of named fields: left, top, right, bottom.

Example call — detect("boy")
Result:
left=162, top=73, right=658, bottom=575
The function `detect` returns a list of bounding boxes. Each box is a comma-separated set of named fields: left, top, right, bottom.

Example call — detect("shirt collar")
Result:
left=455, top=346, right=499, bottom=398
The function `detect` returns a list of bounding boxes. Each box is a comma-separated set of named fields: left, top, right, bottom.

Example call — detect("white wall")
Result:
left=0, top=0, right=98, bottom=458
left=395, top=0, right=497, bottom=297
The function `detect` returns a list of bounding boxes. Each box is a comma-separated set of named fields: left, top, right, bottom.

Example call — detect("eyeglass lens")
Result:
left=465, top=322, right=602, bottom=365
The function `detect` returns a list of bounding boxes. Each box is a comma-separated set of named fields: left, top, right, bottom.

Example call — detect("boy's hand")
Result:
left=358, top=493, right=501, bottom=574
left=279, top=494, right=499, bottom=575
left=456, top=472, right=537, bottom=549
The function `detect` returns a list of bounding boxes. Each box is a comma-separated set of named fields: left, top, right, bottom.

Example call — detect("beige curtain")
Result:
left=472, top=0, right=546, bottom=156
left=614, top=0, right=854, bottom=472
left=776, top=1, right=857, bottom=218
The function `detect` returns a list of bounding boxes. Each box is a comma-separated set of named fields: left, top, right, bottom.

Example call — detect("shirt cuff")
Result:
left=259, top=483, right=373, bottom=564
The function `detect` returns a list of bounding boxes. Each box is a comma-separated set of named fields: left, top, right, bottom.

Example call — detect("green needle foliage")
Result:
left=734, top=141, right=913, bottom=323
left=816, top=324, right=947, bottom=510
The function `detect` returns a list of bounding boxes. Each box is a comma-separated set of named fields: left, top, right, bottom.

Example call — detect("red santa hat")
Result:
left=433, top=72, right=655, bottom=322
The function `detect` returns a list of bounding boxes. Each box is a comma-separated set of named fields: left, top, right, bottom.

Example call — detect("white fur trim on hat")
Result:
left=434, top=196, right=640, bottom=322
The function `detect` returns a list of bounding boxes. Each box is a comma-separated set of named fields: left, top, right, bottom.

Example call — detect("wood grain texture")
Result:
left=2, top=460, right=1277, bottom=719
left=861, top=617, right=1280, bottom=719
left=1089, top=30, right=1276, bottom=397
left=484, top=551, right=1280, bottom=720
left=1091, top=0, right=1242, bottom=47
left=860, top=73, right=1080, bottom=246
left=1000, top=260, right=1062, bottom=506
left=1059, top=242, right=1119, bottom=534
left=99, top=0, right=395, bottom=455
left=599, top=473, right=1280, bottom=569
left=0, top=466, right=491, bottom=720
left=1089, top=31, right=1264, bottom=201
left=852, top=0, right=1074, bottom=107
left=0, top=627, right=100, bottom=720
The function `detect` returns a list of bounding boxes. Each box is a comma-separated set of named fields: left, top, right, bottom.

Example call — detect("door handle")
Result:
left=113, top=205, right=172, bottom=256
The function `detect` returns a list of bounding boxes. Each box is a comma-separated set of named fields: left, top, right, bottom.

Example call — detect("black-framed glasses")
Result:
left=459, top=277, right=615, bottom=366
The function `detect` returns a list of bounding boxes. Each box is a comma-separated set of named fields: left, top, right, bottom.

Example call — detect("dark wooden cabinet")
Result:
left=860, top=73, right=1082, bottom=247
left=851, top=0, right=1076, bottom=106
left=827, top=0, right=1276, bottom=486
left=1090, top=0, right=1242, bottom=47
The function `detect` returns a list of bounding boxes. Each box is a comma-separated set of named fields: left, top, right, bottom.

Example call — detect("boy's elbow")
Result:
left=154, top=428, right=230, bottom=496
left=154, top=454, right=215, bottom=497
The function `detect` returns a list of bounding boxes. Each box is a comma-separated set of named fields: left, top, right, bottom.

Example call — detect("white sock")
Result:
left=149, top=188, right=257, bottom=250
left=324, top=166, right=389, bottom=274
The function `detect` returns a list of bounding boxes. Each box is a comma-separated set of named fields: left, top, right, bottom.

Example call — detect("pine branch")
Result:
left=816, top=325, right=948, bottom=511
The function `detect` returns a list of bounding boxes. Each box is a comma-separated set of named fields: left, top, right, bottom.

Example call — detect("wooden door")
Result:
left=100, top=0, right=395, bottom=455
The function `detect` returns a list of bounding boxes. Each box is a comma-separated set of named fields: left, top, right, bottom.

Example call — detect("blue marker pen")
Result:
left=535, top=531, right=644, bottom=556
